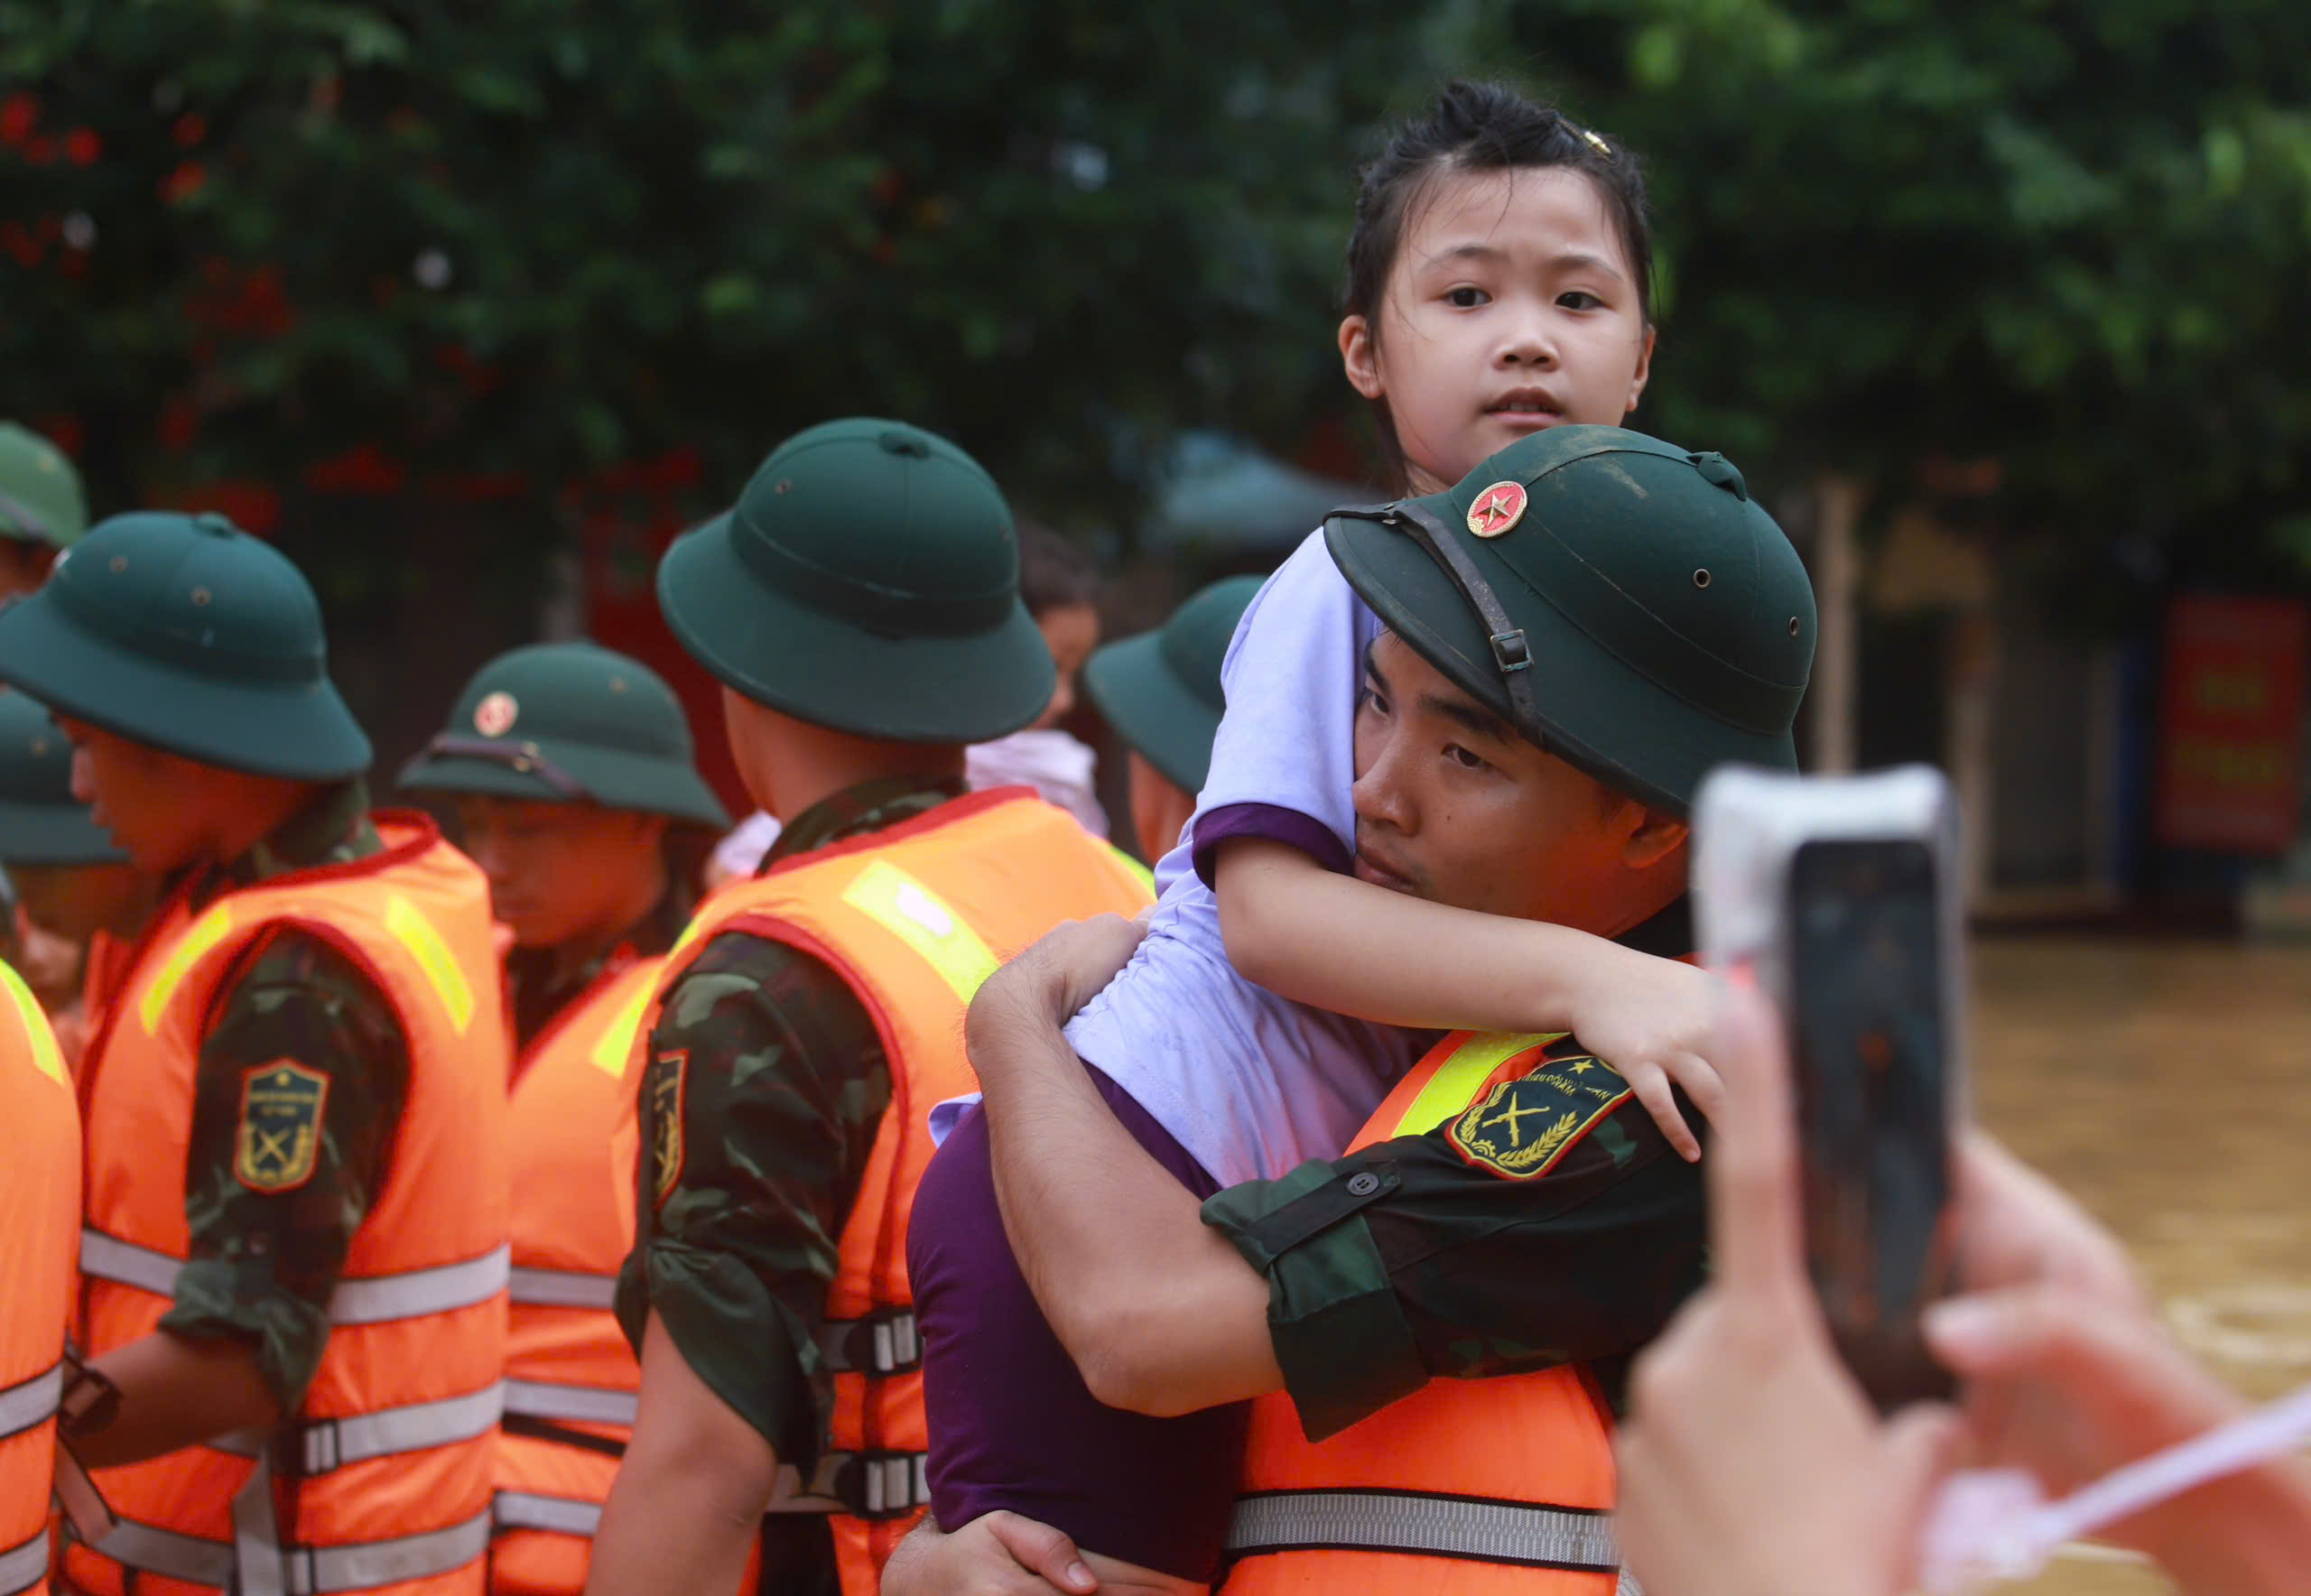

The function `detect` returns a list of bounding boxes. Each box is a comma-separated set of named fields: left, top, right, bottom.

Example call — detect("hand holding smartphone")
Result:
left=1695, top=765, right=1965, bottom=1412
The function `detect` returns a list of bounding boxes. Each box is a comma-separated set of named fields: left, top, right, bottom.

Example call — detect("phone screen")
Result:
left=1786, top=837, right=1955, bottom=1410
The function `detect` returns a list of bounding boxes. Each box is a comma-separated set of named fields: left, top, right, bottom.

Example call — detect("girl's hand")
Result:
left=1564, top=950, right=1722, bottom=1161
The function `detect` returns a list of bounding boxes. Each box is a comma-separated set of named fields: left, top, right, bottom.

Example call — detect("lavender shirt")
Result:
left=1060, top=530, right=1425, bottom=1188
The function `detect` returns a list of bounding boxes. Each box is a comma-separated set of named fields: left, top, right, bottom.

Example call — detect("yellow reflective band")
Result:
left=0, top=959, right=65, bottom=1085
left=588, top=980, right=654, bottom=1078
left=840, top=858, right=999, bottom=1005
left=385, top=895, right=477, bottom=1035
left=1390, top=1031, right=1566, bottom=1137
left=1107, top=844, right=1157, bottom=898
left=139, top=903, right=238, bottom=1035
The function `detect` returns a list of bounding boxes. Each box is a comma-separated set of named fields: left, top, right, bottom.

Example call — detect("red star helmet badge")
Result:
left=473, top=691, right=519, bottom=738
left=1467, top=480, right=1527, bottom=539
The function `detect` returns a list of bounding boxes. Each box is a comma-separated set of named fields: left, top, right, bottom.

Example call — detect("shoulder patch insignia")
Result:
left=236, top=1060, right=329, bottom=1193
left=1447, top=1054, right=1633, bottom=1181
left=650, top=1048, right=688, bottom=1207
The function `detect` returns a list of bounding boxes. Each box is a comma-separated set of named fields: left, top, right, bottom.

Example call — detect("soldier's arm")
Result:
left=591, top=932, right=890, bottom=1595
left=967, top=918, right=1283, bottom=1417
left=1201, top=1053, right=1705, bottom=1442
left=78, top=924, right=409, bottom=1467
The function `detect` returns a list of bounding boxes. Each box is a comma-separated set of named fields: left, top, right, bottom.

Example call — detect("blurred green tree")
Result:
left=0, top=0, right=1452, bottom=591
left=1490, top=0, right=2311, bottom=623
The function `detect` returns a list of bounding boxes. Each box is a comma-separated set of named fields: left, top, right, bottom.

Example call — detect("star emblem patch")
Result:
left=1467, top=481, right=1527, bottom=539
left=473, top=691, right=518, bottom=738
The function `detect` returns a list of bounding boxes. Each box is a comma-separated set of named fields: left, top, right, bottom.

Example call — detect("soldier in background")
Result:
left=401, top=640, right=727, bottom=1596
left=0, top=510, right=511, bottom=1596
left=0, top=422, right=87, bottom=599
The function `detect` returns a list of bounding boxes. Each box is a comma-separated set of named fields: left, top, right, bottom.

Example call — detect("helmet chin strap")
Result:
left=422, top=735, right=592, bottom=802
left=1329, top=499, right=1545, bottom=747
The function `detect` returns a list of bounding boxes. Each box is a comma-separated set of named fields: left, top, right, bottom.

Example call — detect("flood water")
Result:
left=1967, top=938, right=2311, bottom=1593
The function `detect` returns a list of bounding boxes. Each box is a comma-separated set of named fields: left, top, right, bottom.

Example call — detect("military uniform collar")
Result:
left=511, top=879, right=693, bottom=1052
left=182, top=776, right=379, bottom=906
left=759, top=773, right=970, bottom=871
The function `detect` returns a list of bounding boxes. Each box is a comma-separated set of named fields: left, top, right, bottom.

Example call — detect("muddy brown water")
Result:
left=1961, top=938, right=2311, bottom=1593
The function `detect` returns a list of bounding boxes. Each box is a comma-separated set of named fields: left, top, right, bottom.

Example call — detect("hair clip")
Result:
left=1575, top=125, right=1613, bottom=158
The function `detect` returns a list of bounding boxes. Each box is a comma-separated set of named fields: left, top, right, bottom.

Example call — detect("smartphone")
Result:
left=1694, top=765, right=1963, bottom=1412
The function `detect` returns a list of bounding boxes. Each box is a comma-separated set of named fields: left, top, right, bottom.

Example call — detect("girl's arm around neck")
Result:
left=1213, top=836, right=1639, bottom=1035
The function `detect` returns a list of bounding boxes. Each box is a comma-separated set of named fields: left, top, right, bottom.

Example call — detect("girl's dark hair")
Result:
left=1344, top=79, right=1656, bottom=488
left=1016, top=520, right=1098, bottom=618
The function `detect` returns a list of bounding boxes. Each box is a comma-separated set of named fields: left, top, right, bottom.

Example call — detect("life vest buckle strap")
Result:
left=0, top=1361, right=62, bottom=1443
left=815, top=1310, right=921, bottom=1376
left=1224, top=1488, right=1623, bottom=1573
left=803, top=1450, right=930, bottom=1521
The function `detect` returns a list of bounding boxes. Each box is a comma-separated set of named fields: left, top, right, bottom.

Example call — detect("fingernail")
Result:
left=1922, top=1296, right=2000, bottom=1354
left=1066, top=1562, right=1096, bottom=1591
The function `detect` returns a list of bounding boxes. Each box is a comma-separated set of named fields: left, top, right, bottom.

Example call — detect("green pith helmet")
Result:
left=0, top=511, right=372, bottom=779
left=1083, top=574, right=1265, bottom=796
left=398, top=641, right=729, bottom=828
left=0, top=422, right=88, bottom=549
left=0, top=691, right=125, bottom=865
left=656, top=418, right=1054, bottom=745
left=1325, top=425, right=1815, bottom=817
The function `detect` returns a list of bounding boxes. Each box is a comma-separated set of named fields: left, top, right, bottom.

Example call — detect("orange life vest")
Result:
left=1220, top=1031, right=1630, bottom=1596
left=65, top=816, right=512, bottom=1596
left=634, top=789, right=1152, bottom=1595
left=0, top=960, right=77, bottom=1596
left=487, top=953, right=661, bottom=1596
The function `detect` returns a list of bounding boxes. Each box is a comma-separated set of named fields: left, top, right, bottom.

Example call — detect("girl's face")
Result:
left=1341, top=166, right=1655, bottom=496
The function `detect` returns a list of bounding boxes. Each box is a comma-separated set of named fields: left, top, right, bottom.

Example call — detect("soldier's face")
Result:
left=57, top=717, right=210, bottom=873
left=453, top=794, right=665, bottom=950
left=1349, top=633, right=1685, bottom=937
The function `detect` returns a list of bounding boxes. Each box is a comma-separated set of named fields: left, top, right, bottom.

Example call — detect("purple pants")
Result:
left=910, top=1065, right=1249, bottom=1581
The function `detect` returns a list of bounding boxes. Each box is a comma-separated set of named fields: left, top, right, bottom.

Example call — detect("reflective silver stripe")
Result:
left=90, top=1516, right=236, bottom=1589
left=508, top=1265, right=617, bottom=1312
left=493, top=1490, right=601, bottom=1538
left=1618, top=1571, right=1646, bottom=1596
left=0, top=1362, right=60, bottom=1441
left=504, top=1378, right=636, bottom=1427
left=80, top=1229, right=181, bottom=1297
left=327, top=1245, right=510, bottom=1325
left=297, top=1383, right=504, bottom=1473
left=0, top=1529, right=49, bottom=1596
left=1226, top=1489, right=1620, bottom=1572
left=287, top=1508, right=493, bottom=1595
left=87, top=1508, right=493, bottom=1593
left=80, top=1231, right=509, bottom=1325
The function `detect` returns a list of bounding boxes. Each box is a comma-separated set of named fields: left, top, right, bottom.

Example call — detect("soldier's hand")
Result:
left=881, top=1511, right=1098, bottom=1596
left=988, top=914, right=1148, bottom=1028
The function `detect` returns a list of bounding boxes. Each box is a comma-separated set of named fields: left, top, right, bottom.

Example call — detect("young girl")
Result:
left=911, top=80, right=1719, bottom=1589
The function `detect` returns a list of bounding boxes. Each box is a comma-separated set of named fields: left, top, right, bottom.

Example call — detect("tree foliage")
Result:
left=0, top=0, right=1446, bottom=583
left=1488, top=0, right=2311, bottom=623
left=5, top=0, right=2311, bottom=642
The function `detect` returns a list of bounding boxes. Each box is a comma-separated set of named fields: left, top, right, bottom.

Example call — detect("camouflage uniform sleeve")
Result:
left=1200, top=1053, right=1707, bottom=1442
left=162, top=925, right=410, bottom=1413
left=614, top=931, right=890, bottom=1470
